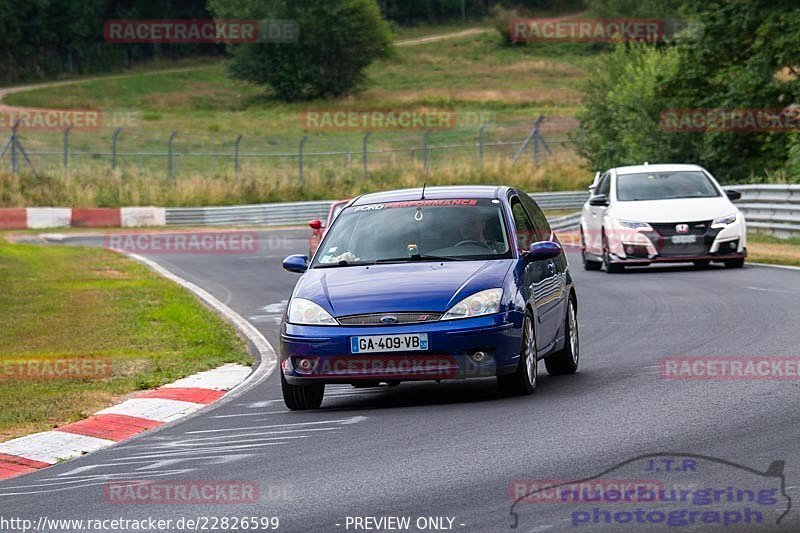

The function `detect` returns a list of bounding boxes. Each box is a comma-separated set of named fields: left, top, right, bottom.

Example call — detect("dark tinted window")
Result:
left=519, top=192, right=551, bottom=241
left=511, top=197, right=536, bottom=251
left=597, top=173, right=611, bottom=196
left=617, top=171, right=721, bottom=201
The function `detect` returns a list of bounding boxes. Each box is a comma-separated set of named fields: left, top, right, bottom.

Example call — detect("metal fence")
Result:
left=166, top=200, right=333, bottom=226
left=0, top=116, right=576, bottom=180
left=163, top=186, right=800, bottom=240
left=725, top=184, right=800, bottom=238
left=164, top=191, right=590, bottom=227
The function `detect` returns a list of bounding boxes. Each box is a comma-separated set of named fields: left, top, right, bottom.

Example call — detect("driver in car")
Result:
left=458, top=211, right=490, bottom=247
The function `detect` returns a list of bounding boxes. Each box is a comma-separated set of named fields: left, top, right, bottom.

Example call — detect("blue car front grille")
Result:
left=337, top=312, right=442, bottom=326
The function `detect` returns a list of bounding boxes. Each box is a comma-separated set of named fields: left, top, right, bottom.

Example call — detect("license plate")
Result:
left=671, top=235, right=697, bottom=244
left=351, top=334, right=428, bottom=354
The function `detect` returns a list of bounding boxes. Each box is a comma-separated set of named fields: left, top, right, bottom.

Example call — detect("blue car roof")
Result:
left=351, top=186, right=507, bottom=206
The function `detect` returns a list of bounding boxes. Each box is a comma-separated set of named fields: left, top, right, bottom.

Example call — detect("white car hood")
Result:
left=610, top=197, right=736, bottom=223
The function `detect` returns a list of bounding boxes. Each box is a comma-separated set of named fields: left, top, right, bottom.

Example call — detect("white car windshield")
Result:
left=312, top=199, right=511, bottom=267
left=616, top=171, right=721, bottom=201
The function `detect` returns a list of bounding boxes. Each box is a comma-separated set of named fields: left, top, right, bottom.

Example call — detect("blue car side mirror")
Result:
left=283, top=254, right=309, bottom=273
left=524, top=241, right=562, bottom=262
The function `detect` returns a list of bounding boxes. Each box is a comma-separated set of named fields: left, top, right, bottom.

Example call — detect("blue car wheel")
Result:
left=281, top=371, right=324, bottom=410
left=498, top=312, right=537, bottom=395
left=545, top=297, right=580, bottom=375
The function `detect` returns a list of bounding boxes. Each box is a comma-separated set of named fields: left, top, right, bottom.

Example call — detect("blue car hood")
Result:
left=294, top=260, right=514, bottom=316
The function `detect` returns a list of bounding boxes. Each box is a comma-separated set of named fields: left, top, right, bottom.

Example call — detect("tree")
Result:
left=574, top=43, right=688, bottom=170
left=576, top=0, right=800, bottom=183
left=378, top=0, right=463, bottom=25
left=585, top=0, right=683, bottom=18
left=210, top=0, right=393, bottom=101
left=663, top=0, right=800, bottom=182
left=0, top=0, right=215, bottom=82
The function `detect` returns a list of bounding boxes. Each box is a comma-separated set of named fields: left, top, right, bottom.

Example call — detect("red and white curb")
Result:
left=0, top=207, right=165, bottom=229
left=0, top=363, right=251, bottom=480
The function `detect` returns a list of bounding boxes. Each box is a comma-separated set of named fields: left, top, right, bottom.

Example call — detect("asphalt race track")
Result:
left=2, top=229, right=799, bottom=532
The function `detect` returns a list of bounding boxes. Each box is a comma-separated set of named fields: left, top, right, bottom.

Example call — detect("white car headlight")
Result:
left=617, top=220, right=653, bottom=230
left=441, top=289, right=503, bottom=320
left=711, top=212, right=738, bottom=228
left=287, top=298, right=337, bottom=325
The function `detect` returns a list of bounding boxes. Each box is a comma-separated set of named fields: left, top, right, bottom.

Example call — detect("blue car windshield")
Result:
left=312, top=199, right=511, bottom=267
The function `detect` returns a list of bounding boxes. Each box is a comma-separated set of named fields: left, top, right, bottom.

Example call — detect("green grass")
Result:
left=747, top=232, right=800, bottom=267
left=4, top=29, right=590, bottom=137
left=0, top=238, right=251, bottom=441
left=0, top=56, right=223, bottom=90
left=1, top=22, right=594, bottom=207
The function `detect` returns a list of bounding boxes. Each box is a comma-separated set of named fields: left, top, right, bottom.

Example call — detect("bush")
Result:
left=781, top=133, right=800, bottom=182
left=574, top=43, right=686, bottom=171
left=576, top=1, right=800, bottom=184
left=490, top=3, right=615, bottom=54
left=490, top=5, right=525, bottom=47
left=211, top=0, right=393, bottom=101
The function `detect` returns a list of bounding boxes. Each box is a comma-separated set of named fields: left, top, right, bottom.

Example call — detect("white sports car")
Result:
left=580, top=164, right=746, bottom=273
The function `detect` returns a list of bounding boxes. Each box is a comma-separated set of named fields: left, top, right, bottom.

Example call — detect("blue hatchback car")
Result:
left=280, top=186, right=579, bottom=410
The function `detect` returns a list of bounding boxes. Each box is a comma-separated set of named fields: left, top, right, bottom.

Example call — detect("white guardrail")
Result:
left=723, top=184, right=800, bottom=238
left=164, top=192, right=591, bottom=227
left=164, top=186, right=800, bottom=238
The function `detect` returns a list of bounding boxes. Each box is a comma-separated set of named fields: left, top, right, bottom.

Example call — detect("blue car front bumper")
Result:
left=281, top=312, right=524, bottom=384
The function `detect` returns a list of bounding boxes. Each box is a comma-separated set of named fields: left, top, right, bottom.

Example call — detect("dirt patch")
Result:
left=91, top=267, right=132, bottom=279
left=499, top=59, right=585, bottom=77
left=396, top=28, right=491, bottom=47
left=367, top=87, right=582, bottom=106
left=145, top=84, right=233, bottom=108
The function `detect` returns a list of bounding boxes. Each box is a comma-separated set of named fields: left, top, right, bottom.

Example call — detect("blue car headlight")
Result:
left=441, top=288, right=503, bottom=321
left=287, top=298, right=337, bottom=325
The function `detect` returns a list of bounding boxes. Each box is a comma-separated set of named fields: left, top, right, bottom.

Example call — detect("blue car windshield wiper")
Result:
left=313, top=260, right=376, bottom=268
left=373, top=254, right=467, bottom=263
left=314, top=255, right=470, bottom=268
